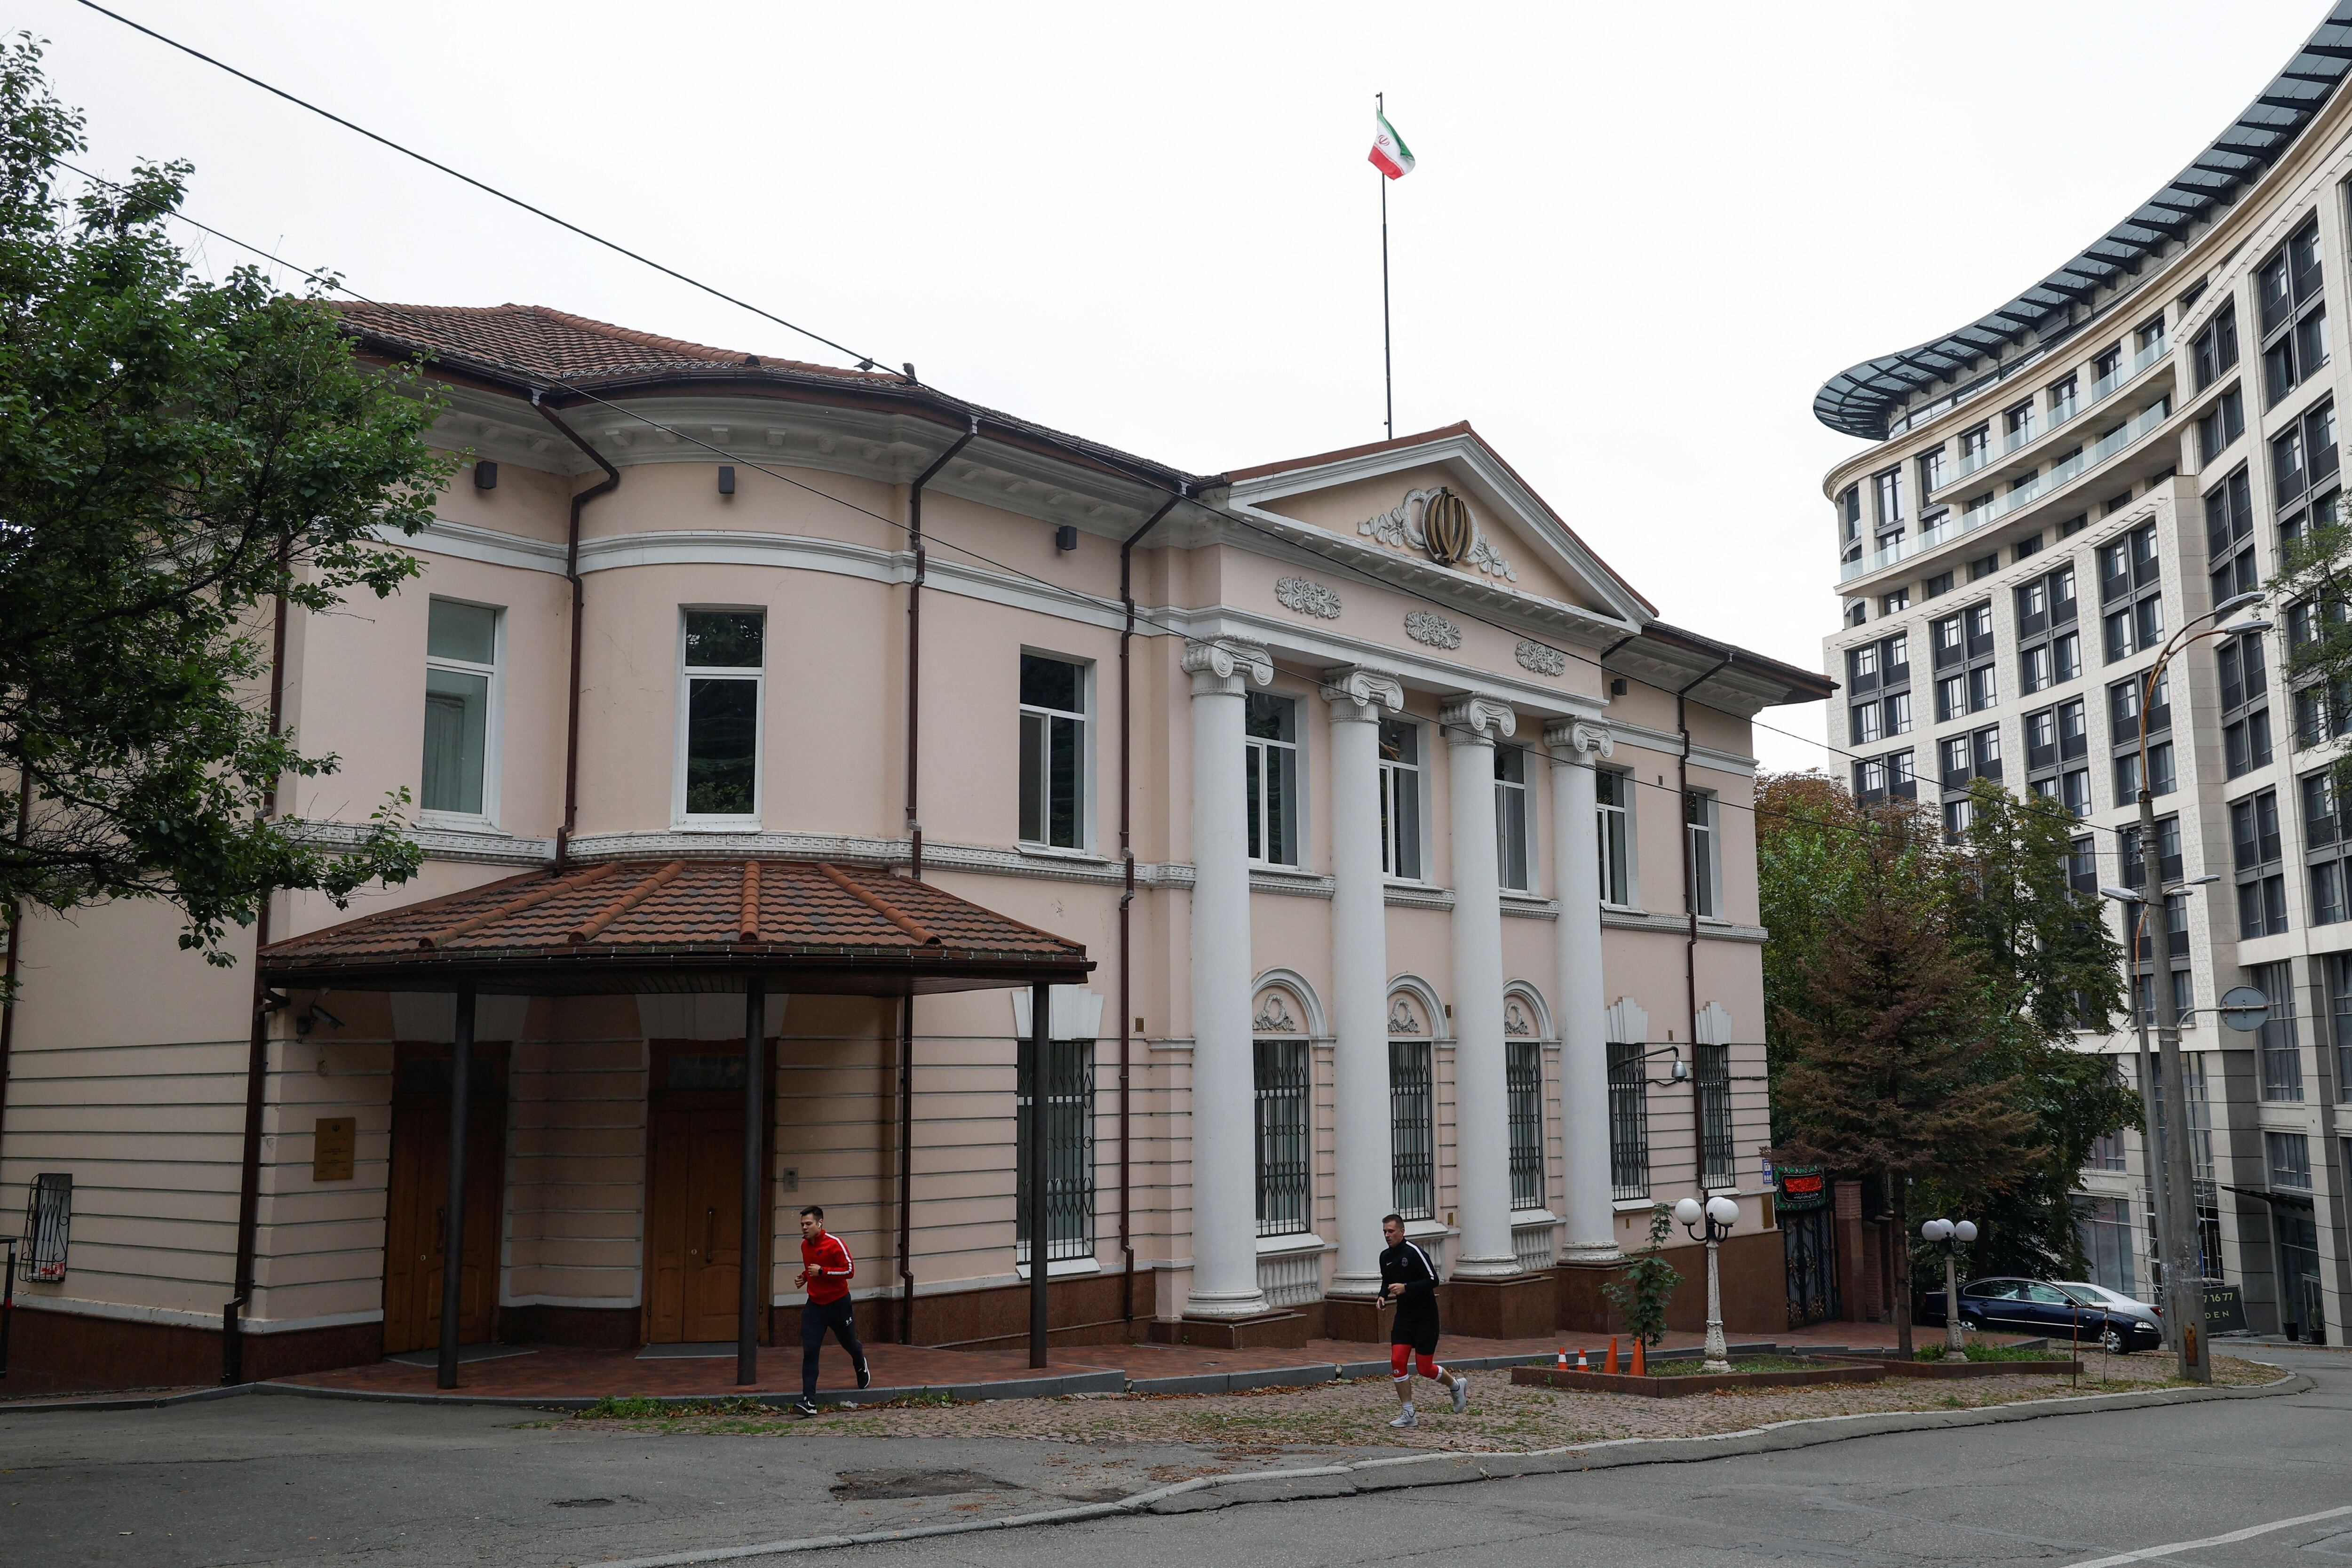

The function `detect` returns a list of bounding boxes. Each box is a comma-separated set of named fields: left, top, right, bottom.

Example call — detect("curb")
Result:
left=591, top=1364, right=2312, bottom=1566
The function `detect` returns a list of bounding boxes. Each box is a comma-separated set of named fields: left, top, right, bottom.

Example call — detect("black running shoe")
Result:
left=856, top=1361, right=873, bottom=1391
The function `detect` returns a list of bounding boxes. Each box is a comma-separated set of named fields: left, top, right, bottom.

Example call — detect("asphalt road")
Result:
left=1, top=1346, right=2345, bottom=1568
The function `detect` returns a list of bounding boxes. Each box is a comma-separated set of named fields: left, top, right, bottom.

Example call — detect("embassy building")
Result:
left=1818, top=4, right=2352, bottom=1341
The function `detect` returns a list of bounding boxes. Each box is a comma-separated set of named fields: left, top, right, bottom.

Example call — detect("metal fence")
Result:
left=1254, top=1040, right=1311, bottom=1236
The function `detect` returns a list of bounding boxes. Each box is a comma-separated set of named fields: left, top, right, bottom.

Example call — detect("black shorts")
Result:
left=1390, top=1302, right=1440, bottom=1355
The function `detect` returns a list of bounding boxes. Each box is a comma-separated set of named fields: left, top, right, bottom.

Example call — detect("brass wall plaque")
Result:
left=312, top=1117, right=357, bottom=1182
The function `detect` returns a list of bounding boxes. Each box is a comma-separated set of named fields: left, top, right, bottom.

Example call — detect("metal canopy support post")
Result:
left=1027, top=980, right=1050, bottom=1369
left=739, top=974, right=766, bottom=1386
left=437, top=984, right=477, bottom=1391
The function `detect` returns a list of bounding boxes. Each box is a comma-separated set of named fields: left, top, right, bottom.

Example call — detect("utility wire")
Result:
left=71, top=0, right=904, bottom=378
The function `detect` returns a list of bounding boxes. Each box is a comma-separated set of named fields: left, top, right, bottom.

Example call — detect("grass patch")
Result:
left=1644, top=1355, right=1818, bottom=1376
left=1914, top=1342, right=2069, bottom=1364
left=578, top=1395, right=770, bottom=1420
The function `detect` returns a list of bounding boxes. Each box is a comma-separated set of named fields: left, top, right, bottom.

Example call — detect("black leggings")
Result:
left=800, top=1296, right=866, bottom=1398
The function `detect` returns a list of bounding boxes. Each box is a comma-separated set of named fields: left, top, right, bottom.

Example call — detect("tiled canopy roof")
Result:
left=260, top=860, right=1091, bottom=996
left=333, top=302, right=890, bottom=390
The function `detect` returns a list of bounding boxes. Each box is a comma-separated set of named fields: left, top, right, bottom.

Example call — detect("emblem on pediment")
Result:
left=1254, top=993, right=1301, bottom=1033
left=1274, top=577, right=1343, bottom=619
left=1405, top=611, right=1462, bottom=649
left=1388, top=998, right=1426, bottom=1035
left=1358, top=487, right=1518, bottom=583
left=1505, top=999, right=1534, bottom=1037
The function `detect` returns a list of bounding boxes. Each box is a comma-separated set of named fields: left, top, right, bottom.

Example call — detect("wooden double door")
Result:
left=644, top=1047, right=774, bottom=1344
left=382, top=1048, right=507, bottom=1355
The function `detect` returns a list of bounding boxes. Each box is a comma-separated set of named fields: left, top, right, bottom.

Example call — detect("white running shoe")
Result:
left=1389, top=1406, right=1418, bottom=1429
left=1451, top=1374, right=1469, bottom=1415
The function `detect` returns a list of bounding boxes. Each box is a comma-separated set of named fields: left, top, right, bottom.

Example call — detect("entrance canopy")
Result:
left=259, top=858, right=1092, bottom=996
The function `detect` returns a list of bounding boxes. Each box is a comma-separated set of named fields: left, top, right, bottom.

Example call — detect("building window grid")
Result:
left=680, top=609, right=765, bottom=821
left=2207, top=463, right=2257, bottom=607
left=2258, top=217, right=2328, bottom=407
left=2250, top=960, right=2302, bottom=1101
left=1606, top=1041, right=1650, bottom=1200
left=1495, top=745, right=1533, bottom=893
left=2015, top=563, right=2081, bottom=699
left=1596, top=769, right=1634, bottom=907
left=1388, top=1039, right=1436, bottom=1222
left=1016, top=1038, right=1097, bottom=1263
left=2193, top=299, right=2239, bottom=393
left=1243, top=692, right=1301, bottom=868
left=1018, top=652, right=1088, bottom=849
left=2300, top=768, right=2352, bottom=925
left=2099, top=524, right=2163, bottom=664
left=421, top=598, right=500, bottom=821
left=1696, top=1042, right=1734, bottom=1190
left=1506, top=1039, right=1544, bottom=1210
left=1377, top=718, right=1424, bottom=881
left=1253, top=1038, right=1311, bottom=1237
left=2233, top=791, right=2288, bottom=940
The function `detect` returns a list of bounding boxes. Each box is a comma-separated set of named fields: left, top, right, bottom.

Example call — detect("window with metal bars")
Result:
left=1015, top=1038, right=1096, bottom=1263
left=21, top=1172, right=69, bottom=1283
left=1606, top=1042, right=1650, bottom=1200
left=1506, top=1039, right=1542, bottom=1210
left=1254, top=1039, right=1311, bottom=1236
left=1696, top=1043, right=1734, bottom=1189
left=1388, top=1039, right=1435, bottom=1221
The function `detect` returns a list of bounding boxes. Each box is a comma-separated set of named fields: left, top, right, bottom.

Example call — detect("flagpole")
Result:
left=1378, top=90, right=1393, bottom=441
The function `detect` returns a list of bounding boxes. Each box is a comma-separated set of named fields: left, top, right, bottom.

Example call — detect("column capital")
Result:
left=1544, top=717, right=1615, bottom=760
left=1183, top=638, right=1273, bottom=698
left=1439, top=692, right=1516, bottom=747
left=1319, top=665, right=1406, bottom=723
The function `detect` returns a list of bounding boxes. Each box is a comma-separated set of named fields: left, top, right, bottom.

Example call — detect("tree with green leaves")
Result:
left=0, top=37, right=445, bottom=978
left=1601, top=1203, right=1681, bottom=1349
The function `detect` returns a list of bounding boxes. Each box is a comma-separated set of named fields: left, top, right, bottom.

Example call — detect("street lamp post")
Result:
left=2113, top=591, right=2269, bottom=1385
left=1920, top=1217, right=1978, bottom=1354
left=1674, top=1194, right=1740, bottom=1373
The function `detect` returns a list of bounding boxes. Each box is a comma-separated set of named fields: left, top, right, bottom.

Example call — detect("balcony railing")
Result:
left=1930, top=334, right=2166, bottom=496
left=1841, top=396, right=2173, bottom=584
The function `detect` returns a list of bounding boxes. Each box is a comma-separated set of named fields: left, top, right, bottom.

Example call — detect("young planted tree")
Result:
left=1602, top=1203, right=1682, bottom=1349
left=1771, top=807, right=2039, bottom=1356
left=0, top=38, right=445, bottom=977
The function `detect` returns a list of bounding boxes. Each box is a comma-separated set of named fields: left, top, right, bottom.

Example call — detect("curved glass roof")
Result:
left=1815, top=5, right=2352, bottom=440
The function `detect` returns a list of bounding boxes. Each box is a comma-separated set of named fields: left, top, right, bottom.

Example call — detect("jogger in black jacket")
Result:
left=1379, top=1212, right=1467, bottom=1427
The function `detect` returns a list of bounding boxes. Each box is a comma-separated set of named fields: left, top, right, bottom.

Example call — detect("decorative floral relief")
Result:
left=1356, top=487, right=1518, bottom=582
left=1254, top=993, right=1300, bottom=1033
left=1273, top=576, right=1342, bottom=619
left=1388, top=999, right=1424, bottom=1035
left=1515, top=639, right=1566, bottom=677
left=1504, top=1000, right=1534, bottom=1036
left=1404, top=610, right=1462, bottom=649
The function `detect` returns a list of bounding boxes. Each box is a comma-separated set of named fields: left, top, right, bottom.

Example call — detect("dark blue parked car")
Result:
left=1917, top=1276, right=2164, bottom=1353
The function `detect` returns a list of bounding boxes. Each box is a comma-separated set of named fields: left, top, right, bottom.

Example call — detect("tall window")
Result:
left=1378, top=719, right=1423, bottom=880
left=1495, top=745, right=1532, bottom=892
left=2075, top=1197, right=2136, bottom=1297
left=1596, top=770, right=1633, bottom=907
left=2206, top=463, right=2256, bottom=605
left=1016, top=1036, right=1096, bottom=1263
left=2251, top=960, right=2301, bottom=1100
left=1018, top=653, right=1087, bottom=849
left=1606, top=1041, right=1649, bottom=1199
left=1696, top=1042, right=1733, bottom=1190
left=2233, top=792, right=2287, bottom=939
left=2193, top=299, right=2239, bottom=392
left=2328, top=953, right=2352, bottom=1091
left=1244, top=692, right=1300, bottom=867
left=1253, top=1037, right=1310, bottom=1236
left=1389, top=1032, right=1435, bottom=1221
left=1873, top=467, right=1904, bottom=529
left=1506, top=1038, right=1543, bottom=1210
left=680, top=609, right=763, bottom=820
left=2259, top=216, right=2328, bottom=406
left=421, top=598, right=499, bottom=820
left=2267, top=1130, right=2313, bottom=1191
left=1685, top=792, right=1718, bottom=918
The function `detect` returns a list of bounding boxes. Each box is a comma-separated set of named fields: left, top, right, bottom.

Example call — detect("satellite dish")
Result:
left=2217, top=985, right=2270, bottom=1032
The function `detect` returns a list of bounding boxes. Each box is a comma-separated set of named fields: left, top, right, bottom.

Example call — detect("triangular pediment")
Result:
left=1224, top=425, right=1651, bottom=631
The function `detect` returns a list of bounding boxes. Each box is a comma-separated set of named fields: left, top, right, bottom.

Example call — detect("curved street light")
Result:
left=1675, top=1194, right=1740, bottom=1372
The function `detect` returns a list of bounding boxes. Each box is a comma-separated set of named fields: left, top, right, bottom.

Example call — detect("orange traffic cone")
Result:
left=1555, top=1345, right=1568, bottom=1369
left=1605, top=1337, right=1620, bottom=1374
left=1577, top=1347, right=1589, bottom=1370
left=1630, top=1338, right=1646, bottom=1377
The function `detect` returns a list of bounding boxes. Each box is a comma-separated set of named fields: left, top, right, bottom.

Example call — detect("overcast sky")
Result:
left=26, top=0, right=2335, bottom=769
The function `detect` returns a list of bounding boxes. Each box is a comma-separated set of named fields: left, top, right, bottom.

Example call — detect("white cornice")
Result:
left=1180, top=607, right=1605, bottom=719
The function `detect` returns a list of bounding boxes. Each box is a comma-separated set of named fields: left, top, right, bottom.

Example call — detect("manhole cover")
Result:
left=550, top=1498, right=614, bottom=1509
left=831, top=1468, right=1008, bottom=1501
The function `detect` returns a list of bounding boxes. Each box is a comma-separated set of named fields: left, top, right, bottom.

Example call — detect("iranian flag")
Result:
left=1368, top=110, right=1414, bottom=179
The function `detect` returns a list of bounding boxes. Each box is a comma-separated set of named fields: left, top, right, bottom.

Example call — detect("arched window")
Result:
left=1252, top=980, right=1313, bottom=1237
left=1386, top=980, right=1442, bottom=1221
left=1503, top=985, right=1551, bottom=1211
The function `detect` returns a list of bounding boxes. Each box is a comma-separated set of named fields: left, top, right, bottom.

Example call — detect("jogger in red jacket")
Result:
left=792, top=1205, right=870, bottom=1415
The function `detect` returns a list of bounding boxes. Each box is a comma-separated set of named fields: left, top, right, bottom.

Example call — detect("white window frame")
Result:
left=1596, top=766, right=1637, bottom=909
left=1018, top=649, right=1094, bottom=853
left=673, top=606, right=766, bottom=830
left=1495, top=743, right=1534, bottom=893
left=1378, top=717, right=1427, bottom=883
left=1686, top=789, right=1721, bottom=919
left=418, top=597, right=503, bottom=830
left=1244, top=691, right=1303, bottom=868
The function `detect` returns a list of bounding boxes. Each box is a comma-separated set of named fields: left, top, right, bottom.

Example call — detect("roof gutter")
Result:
left=532, top=393, right=623, bottom=872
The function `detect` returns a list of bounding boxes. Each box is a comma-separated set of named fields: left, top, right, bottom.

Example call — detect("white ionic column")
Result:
left=1321, top=665, right=1406, bottom=1297
left=1442, top=693, right=1519, bottom=1278
left=1546, top=718, right=1620, bottom=1263
left=1183, top=638, right=1274, bottom=1318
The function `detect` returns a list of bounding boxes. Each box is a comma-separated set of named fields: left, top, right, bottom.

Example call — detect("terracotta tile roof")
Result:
left=260, top=860, right=1089, bottom=995
left=333, top=302, right=890, bottom=390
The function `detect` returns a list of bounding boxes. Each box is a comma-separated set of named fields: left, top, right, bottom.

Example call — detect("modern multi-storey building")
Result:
left=1817, top=4, right=2352, bottom=1342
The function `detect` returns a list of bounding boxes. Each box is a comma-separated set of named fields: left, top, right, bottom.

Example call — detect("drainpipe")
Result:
left=1118, top=487, right=1184, bottom=1324
left=1677, top=652, right=1735, bottom=1193
left=224, top=579, right=292, bottom=1384
left=531, top=392, right=623, bottom=873
left=0, top=756, right=30, bottom=1261
left=892, top=417, right=977, bottom=1341
left=903, top=416, right=980, bottom=882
